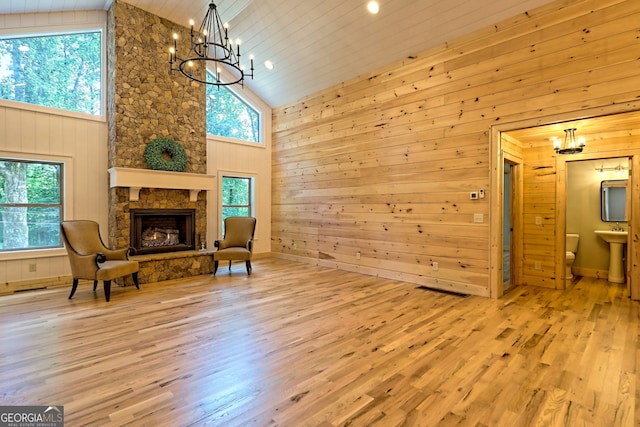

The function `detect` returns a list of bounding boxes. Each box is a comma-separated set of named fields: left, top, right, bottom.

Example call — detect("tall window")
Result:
left=221, top=176, right=252, bottom=234
left=206, top=70, right=261, bottom=143
left=0, top=31, right=102, bottom=115
left=0, top=159, right=63, bottom=251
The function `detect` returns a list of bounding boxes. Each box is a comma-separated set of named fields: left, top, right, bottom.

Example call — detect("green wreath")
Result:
left=144, top=138, right=188, bottom=172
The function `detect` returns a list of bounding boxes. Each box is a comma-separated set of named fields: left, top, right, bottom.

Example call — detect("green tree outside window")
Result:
left=0, top=159, right=63, bottom=251
left=0, top=31, right=102, bottom=115
left=221, top=176, right=252, bottom=235
left=206, top=71, right=261, bottom=143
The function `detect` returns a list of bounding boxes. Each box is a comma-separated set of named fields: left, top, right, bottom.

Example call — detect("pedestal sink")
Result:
left=594, top=230, right=628, bottom=283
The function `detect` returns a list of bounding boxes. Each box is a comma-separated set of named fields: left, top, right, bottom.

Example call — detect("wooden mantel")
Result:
left=108, top=167, right=215, bottom=202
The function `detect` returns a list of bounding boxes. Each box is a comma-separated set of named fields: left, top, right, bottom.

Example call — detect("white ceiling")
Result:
left=1, top=0, right=557, bottom=107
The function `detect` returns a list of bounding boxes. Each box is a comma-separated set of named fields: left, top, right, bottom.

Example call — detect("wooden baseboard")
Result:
left=271, top=253, right=489, bottom=297
left=0, top=275, right=72, bottom=296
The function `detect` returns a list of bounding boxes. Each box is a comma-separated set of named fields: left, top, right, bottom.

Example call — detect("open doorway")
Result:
left=490, top=109, right=640, bottom=300
left=503, top=162, right=511, bottom=290
left=489, top=127, right=523, bottom=298
left=502, top=156, right=522, bottom=294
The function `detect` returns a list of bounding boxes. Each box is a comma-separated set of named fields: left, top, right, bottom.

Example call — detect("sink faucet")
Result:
left=612, top=222, right=625, bottom=232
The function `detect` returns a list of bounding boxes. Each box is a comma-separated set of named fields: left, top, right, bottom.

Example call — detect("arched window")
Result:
left=206, top=70, right=261, bottom=143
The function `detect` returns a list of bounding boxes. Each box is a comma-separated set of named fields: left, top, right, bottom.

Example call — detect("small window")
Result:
left=206, top=71, right=261, bottom=143
left=221, top=176, right=253, bottom=234
left=0, top=159, right=63, bottom=252
left=0, top=31, right=102, bottom=115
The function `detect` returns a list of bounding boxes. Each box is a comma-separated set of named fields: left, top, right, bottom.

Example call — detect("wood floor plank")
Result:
left=0, top=258, right=637, bottom=426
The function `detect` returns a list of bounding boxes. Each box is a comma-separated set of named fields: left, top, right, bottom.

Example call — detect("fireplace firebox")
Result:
left=130, top=209, right=195, bottom=255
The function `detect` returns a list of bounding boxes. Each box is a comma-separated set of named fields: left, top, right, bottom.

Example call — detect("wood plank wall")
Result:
left=522, top=145, right=557, bottom=288
left=271, top=0, right=640, bottom=297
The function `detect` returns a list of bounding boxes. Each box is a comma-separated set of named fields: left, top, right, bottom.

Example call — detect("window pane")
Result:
left=27, top=163, right=61, bottom=203
left=0, top=206, right=61, bottom=250
left=220, top=176, right=252, bottom=235
left=0, top=161, right=61, bottom=203
left=0, top=32, right=102, bottom=115
left=222, top=207, right=250, bottom=219
left=206, top=71, right=260, bottom=143
left=222, top=177, right=250, bottom=205
left=0, top=159, right=63, bottom=251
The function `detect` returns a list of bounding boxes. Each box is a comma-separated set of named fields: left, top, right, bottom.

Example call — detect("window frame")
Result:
left=218, top=173, right=256, bottom=238
left=205, top=66, right=269, bottom=148
left=0, top=23, right=107, bottom=122
left=0, top=151, right=73, bottom=261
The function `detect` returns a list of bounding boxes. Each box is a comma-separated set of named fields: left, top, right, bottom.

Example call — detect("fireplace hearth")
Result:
left=130, top=209, right=196, bottom=255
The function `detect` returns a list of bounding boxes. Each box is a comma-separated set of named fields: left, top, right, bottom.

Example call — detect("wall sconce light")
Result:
left=552, top=128, right=586, bottom=154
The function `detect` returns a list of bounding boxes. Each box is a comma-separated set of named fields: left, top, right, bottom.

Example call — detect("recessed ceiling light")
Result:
left=264, top=60, right=274, bottom=70
left=367, top=1, right=380, bottom=14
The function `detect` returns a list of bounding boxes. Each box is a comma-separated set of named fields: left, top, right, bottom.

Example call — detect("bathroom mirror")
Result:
left=601, top=180, right=627, bottom=222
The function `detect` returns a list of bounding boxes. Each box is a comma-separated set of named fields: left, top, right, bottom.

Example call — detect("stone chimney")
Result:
left=106, top=1, right=208, bottom=250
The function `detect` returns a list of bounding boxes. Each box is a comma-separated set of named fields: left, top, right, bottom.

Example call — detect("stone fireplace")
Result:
left=105, top=2, right=214, bottom=283
left=130, top=208, right=195, bottom=255
left=107, top=167, right=215, bottom=283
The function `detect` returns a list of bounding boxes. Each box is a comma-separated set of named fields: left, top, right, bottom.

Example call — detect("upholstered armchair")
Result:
left=213, top=216, right=257, bottom=276
left=60, top=220, right=139, bottom=302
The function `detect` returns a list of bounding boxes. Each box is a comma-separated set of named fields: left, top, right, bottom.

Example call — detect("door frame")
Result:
left=490, top=106, right=640, bottom=300
left=556, top=152, right=637, bottom=295
left=489, top=127, right=523, bottom=298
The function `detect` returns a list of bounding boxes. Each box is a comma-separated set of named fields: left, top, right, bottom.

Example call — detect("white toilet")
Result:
left=566, top=234, right=580, bottom=280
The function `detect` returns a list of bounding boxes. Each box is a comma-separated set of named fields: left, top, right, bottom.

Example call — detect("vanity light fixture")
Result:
left=595, top=163, right=628, bottom=174
left=551, top=128, right=585, bottom=155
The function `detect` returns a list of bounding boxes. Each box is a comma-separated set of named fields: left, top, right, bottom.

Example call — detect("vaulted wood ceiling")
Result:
left=2, top=0, right=557, bottom=107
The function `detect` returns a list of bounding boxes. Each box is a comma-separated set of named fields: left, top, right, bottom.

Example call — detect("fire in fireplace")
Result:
left=130, top=209, right=195, bottom=255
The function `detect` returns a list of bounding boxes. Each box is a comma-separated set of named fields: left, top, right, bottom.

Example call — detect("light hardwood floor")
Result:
left=0, top=258, right=637, bottom=426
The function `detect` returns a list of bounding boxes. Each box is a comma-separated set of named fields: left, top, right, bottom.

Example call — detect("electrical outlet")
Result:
left=535, top=216, right=542, bottom=225
left=356, top=251, right=361, bottom=259
left=473, top=213, right=484, bottom=223
left=470, top=192, right=478, bottom=200
left=29, top=263, right=37, bottom=272
left=432, top=261, right=439, bottom=271
left=479, top=189, right=485, bottom=199
left=534, top=261, right=541, bottom=270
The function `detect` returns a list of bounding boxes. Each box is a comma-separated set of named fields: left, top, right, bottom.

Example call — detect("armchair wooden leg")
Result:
left=246, top=260, right=252, bottom=275
left=69, top=278, right=79, bottom=299
left=132, top=272, right=140, bottom=290
left=93, top=280, right=98, bottom=291
left=103, top=280, right=111, bottom=302
left=213, top=260, right=219, bottom=276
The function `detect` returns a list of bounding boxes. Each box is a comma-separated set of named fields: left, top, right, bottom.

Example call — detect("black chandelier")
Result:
left=169, top=2, right=254, bottom=87
left=552, top=128, right=585, bottom=155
